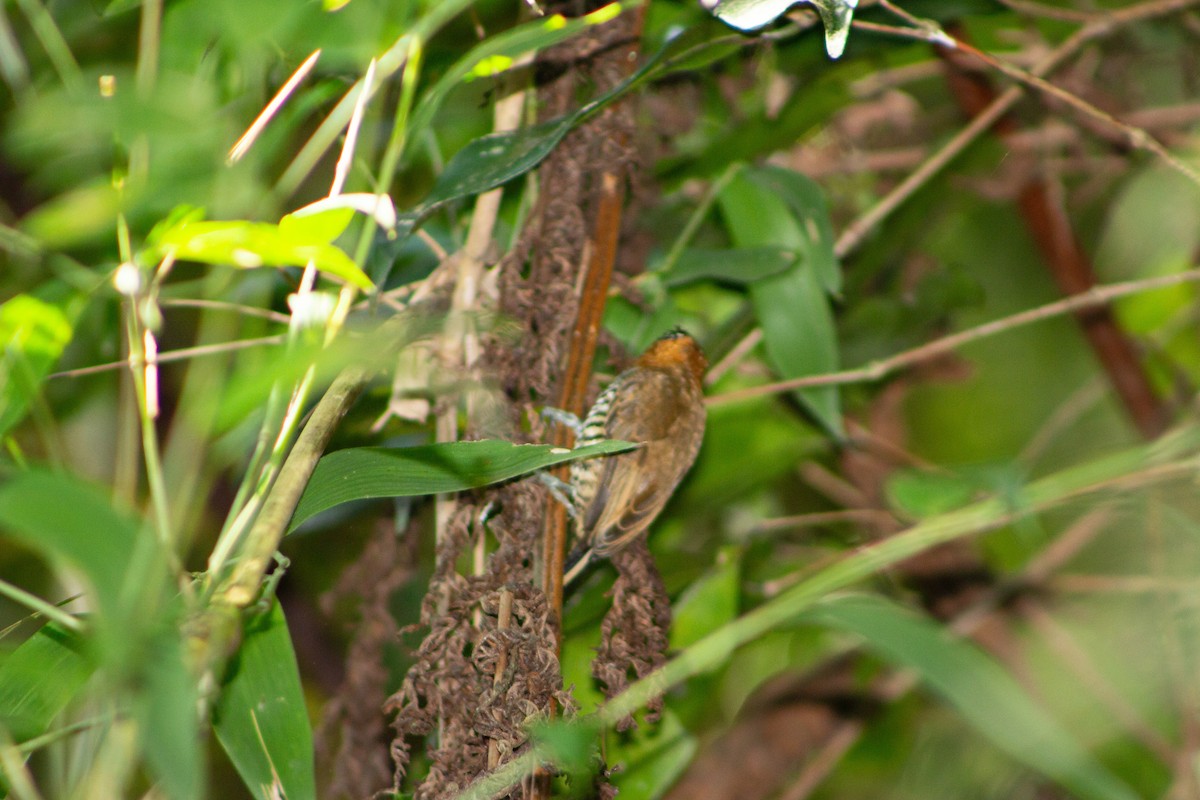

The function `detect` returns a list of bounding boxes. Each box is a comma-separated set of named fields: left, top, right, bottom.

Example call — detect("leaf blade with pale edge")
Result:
left=0, top=623, right=94, bottom=744
left=214, top=601, right=315, bottom=800
left=289, top=440, right=637, bottom=533
left=806, top=593, right=1139, bottom=800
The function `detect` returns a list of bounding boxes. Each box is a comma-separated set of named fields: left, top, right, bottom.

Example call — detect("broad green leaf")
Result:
left=138, top=625, right=201, bottom=800
left=290, top=439, right=637, bottom=532
left=670, top=547, right=740, bottom=649
left=278, top=208, right=355, bottom=246
left=0, top=471, right=148, bottom=648
left=393, top=116, right=577, bottom=241
left=719, top=168, right=842, bottom=437
left=0, top=295, right=73, bottom=438
left=663, top=247, right=795, bottom=287
left=281, top=194, right=398, bottom=242
left=214, top=601, right=315, bottom=800
left=710, top=0, right=859, bottom=57
left=746, top=166, right=840, bottom=294
left=807, top=594, right=1139, bottom=800
left=0, top=623, right=93, bottom=744
left=149, top=219, right=373, bottom=290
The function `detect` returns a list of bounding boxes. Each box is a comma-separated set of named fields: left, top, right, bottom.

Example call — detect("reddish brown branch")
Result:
left=539, top=5, right=647, bottom=632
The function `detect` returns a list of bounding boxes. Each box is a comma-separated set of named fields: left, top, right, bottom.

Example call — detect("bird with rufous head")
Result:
left=562, top=328, right=707, bottom=584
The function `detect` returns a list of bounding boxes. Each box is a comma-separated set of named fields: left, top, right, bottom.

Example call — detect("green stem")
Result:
left=0, top=579, right=81, bottom=632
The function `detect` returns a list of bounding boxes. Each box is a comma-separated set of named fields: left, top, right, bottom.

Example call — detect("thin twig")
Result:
left=834, top=11, right=1105, bottom=260
left=707, top=268, right=1200, bottom=407
left=159, top=298, right=292, bottom=324
left=704, top=328, right=762, bottom=386
left=49, top=334, right=287, bottom=379
left=866, top=1, right=1200, bottom=187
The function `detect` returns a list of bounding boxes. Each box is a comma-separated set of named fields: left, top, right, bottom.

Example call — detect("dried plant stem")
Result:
left=708, top=268, right=1200, bottom=407
left=487, top=588, right=515, bottom=770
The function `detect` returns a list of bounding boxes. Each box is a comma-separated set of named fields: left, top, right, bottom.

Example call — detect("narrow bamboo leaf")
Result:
left=663, top=247, right=795, bottom=287
left=0, top=295, right=73, bottom=438
left=718, top=169, right=842, bottom=437
left=149, top=219, right=374, bottom=290
left=139, top=625, right=201, bottom=800
left=290, top=440, right=637, bottom=533
left=0, top=623, right=93, bottom=744
left=214, top=601, right=315, bottom=800
left=807, top=593, right=1139, bottom=800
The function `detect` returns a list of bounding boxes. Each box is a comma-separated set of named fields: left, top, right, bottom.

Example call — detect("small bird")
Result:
left=562, top=329, right=707, bottom=585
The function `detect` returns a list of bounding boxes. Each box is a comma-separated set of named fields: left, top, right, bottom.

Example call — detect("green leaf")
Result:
left=391, top=28, right=675, bottom=244
left=747, top=166, right=840, bottom=295
left=404, top=4, right=640, bottom=157
left=710, top=0, right=859, bottom=57
left=663, top=247, right=795, bottom=287
left=138, top=625, right=201, bottom=800
left=529, top=717, right=600, bottom=775
left=806, top=594, right=1139, bottom=800
left=0, top=623, right=93, bottom=744
left=610, top=709, right=696, bottom=798
left=289, top=439, right=638, bottom=533
left=886, top=469, right=979, bottom=519
left=0, top=471, right=149, bottom=648
left=0, top=295, right=73, bottom=438
left=718, top=168, right=842, bottom=437
left=393, top=115, right=576, bottom=240
left=670, top=547, right=740, bottom=650
left=214, top=601, right=315, bottom=800
left=149, top=219, right=374, bottom=291
left=278, top=207, right=355, bottom=246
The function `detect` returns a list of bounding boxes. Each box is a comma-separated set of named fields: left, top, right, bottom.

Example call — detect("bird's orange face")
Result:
left=634, top=332, right=708, bottom=385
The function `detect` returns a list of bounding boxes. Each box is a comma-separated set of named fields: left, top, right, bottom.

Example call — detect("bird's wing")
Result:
left=582, top=372, right=681, bottom=553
